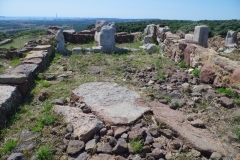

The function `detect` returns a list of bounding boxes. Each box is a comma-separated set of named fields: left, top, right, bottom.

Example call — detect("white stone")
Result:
left=224, top=48, right=236, bottom=54
left=193, top=25, right=209, bottom=48
left=146, top=43, right=157, bottom=54
left=95, top=20, right=108, bottom=32
left=94, top=22, right=117, bottom=53
left=72, top=82, right=150, bottom=125
left=54, top=105, right=104, bottom=142
left=185, top=34, right=194, bottom=41
left=72, top=47, right=82, bottom=54
left=92, top=46, right=102, bottom=53
left=225, top=30, right=237, bottom=48
left=56, top=29, right=65, bottom=50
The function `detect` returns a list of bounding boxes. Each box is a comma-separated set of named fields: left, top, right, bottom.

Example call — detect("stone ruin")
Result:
left=55, top=29, right=71, bottom=55
left=93, top=21, right=118, bottom=53
left=185, top=25, right=209, bottom=48
left=225, top=30, right=238, bottom=48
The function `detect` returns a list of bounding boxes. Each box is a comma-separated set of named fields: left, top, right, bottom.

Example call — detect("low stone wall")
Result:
left=63, top=30, right=135, bottom=44
left=0, top=45, right=54, bottom=128
left=163, top=37, right=240, bottom=91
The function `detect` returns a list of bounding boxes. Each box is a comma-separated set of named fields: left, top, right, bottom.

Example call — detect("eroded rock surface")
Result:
left=54, top=105, right=104, bottom=142
left=72, top=82, right=150, bottom=125
left=150, top=101, right=226, bottom=156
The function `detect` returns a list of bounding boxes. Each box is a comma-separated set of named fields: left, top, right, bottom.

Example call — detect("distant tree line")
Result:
left=87, top=19, right=240, bottom=38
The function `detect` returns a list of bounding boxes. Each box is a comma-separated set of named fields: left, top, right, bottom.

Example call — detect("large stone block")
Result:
left=185, top=34, right=194, bottom=41
left=9, top=64, right=39, bottom=87
left=225, top=30, right=237, bottom=48
left=0, top=74, right=27, bottom=84
left=71, top=82, right=150, bottom=125
left=0, top=85, right=22, bottom=128
left=95, top=22, right=117, bottom=53
left=33, top=45, right=54, bottom=56
left=193, top=26, right=209, bottom=48
left=54, top=105, right=104, bottom=142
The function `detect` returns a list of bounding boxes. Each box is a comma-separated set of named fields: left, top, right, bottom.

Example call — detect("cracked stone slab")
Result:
left=25, top=50, right=48, bottom=60
left=54, top=105, right=104, bottom=142
left=150, top=101, right=226, bottom=156
left=72, top=82, right=150, bottom=125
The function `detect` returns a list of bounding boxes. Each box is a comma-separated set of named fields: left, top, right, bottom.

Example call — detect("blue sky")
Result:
left=0, top=0, right=239, bottom=20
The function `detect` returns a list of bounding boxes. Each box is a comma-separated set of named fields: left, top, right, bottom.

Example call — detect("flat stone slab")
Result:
left=33, top=45, right=54, bottom=56
left=25, top=50, right=47, bottom=60
left=0, top=85, right=22, bottom=127
left=150, top=101, right=226, bottom=156
left=72, top=82, right=150, bottom=125
left=0, top=74, right=27, bottom=84
left=54, top=105, right=104, bottom=142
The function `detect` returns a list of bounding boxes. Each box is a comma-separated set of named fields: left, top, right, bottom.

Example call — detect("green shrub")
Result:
left=192, top=69, right=200, bottom=77
left=179, top=61, right=186, bottom=68
left=36, top=146, right=53, bottom=160
left=217, top=88, right=234, bottom=97
left=156, top=74, right=166, bottom=80
left=130, top=137, right=143, bottom=153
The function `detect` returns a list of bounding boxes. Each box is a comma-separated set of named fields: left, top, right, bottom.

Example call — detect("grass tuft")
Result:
left=217, top=88, right=234, bottom=97
left=192, top=69, right=200, bottom=77
left=130, top=136, right=143, bottom=153
left=36, top=146, right=53, bottom=160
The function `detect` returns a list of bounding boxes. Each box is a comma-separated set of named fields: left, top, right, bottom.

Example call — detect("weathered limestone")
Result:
left=225, top=30, right=237, bottom=48
left=33, top=45, right=54, bottom=57
left=55, top=29, right=71, bottom=54
left=0, top=74, right=27, bottom=84
left=0, top=85, right=22, bottom=128
left=193, top=25, right=209, bottom=48
left=150, top=101, right=226, bottom=156
left=185, top=34, right=194, bottom=41
left=71, top=82, right=150, bottom=125
left=95, top=20, right=108, bottom=32
left=54, top=105, right=104, bottom=142
left=94, top=22, right=118, bottom=53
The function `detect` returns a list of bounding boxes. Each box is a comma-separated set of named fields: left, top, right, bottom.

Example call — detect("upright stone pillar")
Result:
left=193, top=25, right=209, bottom=48
left=225, top=30, right=237, bottom=48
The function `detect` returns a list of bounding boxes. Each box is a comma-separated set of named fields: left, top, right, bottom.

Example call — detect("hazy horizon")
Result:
left=0, top=0, right=240, bottom=21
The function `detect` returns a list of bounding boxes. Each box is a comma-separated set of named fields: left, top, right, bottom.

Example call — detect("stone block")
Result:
left=0, top=85, right=22, bottom=128
left=21, top=58, right=45, bottom=73
left=92, top=46, right=102, bottom=53
left=10, top=64, right=39, bottom=87
left=193, top=25, right=209, bottom=48
left=0, top=74, right=27, bottom=84
left=185, top=34, right=194, bottom=41
left=33, top=45, right=54, bottom=56
left=225, top=30, right=237, bottom=48
left=72, top=48, right=82, bottom=54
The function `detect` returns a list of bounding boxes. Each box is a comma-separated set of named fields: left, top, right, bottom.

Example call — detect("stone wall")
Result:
left=162, top=33, right=240, bottom=92
left=63, top=29, right=135, bottom=44
left=0, top=45, right=54, bottom=128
